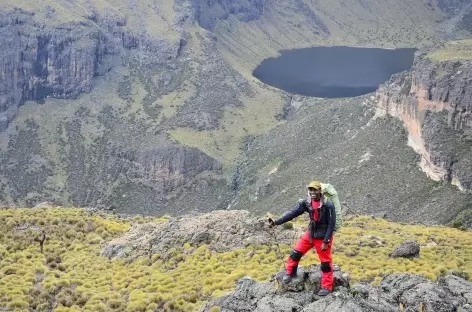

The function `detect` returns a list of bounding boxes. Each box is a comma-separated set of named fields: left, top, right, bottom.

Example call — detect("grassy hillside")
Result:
left=1, top=208, right=472, bottom=311
left=426, top=39, right=472, bottom=61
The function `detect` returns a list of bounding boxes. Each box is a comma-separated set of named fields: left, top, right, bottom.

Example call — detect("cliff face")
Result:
left=0, top=111, right=229, bottom=214
left=68, top=142, right=226, bottom=215
left=0, top=9, right=101, bottom=131
left=189, top=0, right=330, bottom=35
left=375, top=45, right=472, bottom=191
left=0, top=8, right=180, bottom=132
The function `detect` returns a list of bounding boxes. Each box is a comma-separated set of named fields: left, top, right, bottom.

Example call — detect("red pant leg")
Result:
left=313, top=238, right=334, bottom=291
left=286, top=231, right=313, bottom=275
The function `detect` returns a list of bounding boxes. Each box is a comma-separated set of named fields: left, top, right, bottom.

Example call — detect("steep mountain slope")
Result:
left=232, top=94, right=472, bottom=225
left=0, top=0, right=471, bottom=214
left=376, top=40, right=472, bottom=192
left=232, top=41, right=472, bottom=226
left=0, top=0, right=286, bottom=211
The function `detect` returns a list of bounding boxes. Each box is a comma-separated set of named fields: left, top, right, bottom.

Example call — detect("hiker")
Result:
left=268, top=181, right=337, bottom=296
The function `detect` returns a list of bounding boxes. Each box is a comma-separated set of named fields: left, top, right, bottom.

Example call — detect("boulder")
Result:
left=390, top=240, right=420, bottom=258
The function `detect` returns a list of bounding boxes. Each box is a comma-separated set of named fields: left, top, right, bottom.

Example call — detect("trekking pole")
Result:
left=267, top=218, right=282, bottom=260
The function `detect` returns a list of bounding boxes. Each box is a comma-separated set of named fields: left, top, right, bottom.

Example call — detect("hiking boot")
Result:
left=317, top=288, right=330, bottom=296
left=282, top=274, right=293, bottom=284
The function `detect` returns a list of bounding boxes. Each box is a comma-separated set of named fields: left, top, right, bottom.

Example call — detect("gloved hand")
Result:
left=268, top=218, right=276, bottom=228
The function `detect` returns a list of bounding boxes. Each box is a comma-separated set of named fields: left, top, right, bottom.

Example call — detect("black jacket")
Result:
left=275, top=196, right=336, bottom=243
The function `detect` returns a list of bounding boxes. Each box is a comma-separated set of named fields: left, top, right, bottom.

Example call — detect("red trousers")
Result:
left=286, top=231, right=334, bottom=291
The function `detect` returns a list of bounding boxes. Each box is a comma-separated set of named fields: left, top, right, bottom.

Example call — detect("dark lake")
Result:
left=253, top=46, right=417, bottom=98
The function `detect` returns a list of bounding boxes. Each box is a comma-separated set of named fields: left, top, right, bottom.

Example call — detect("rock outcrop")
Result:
left=461, top=9, right=472, bottom=33
left=375, top=46, right=472, bottom=191
left=101, top=210, right=301, bottom=261
left=201, top=265, right=472, bottom=312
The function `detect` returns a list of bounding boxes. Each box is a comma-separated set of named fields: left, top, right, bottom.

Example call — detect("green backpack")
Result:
left=321, top=183, right=343, bottom=231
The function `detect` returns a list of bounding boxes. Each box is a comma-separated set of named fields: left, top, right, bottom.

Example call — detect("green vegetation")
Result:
left=318, top=216, right=472, bottom=283
left=0, top=0, right=180, bottom=42
left=1, top=208, right=472, bottom=311
left=450, top=207, right=472, bottom=230
left=168, top=88, right=285, bottom=173
left=426, top=40, right=472, bottom=62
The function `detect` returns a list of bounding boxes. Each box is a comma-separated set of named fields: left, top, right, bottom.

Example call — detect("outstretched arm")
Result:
left=274, top=201, right=306, bottom=225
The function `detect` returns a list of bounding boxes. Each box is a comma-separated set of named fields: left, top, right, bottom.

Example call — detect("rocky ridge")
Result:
left=101, top=210, right=301, bottom=261
left=201, top=265, right=472, bottom=312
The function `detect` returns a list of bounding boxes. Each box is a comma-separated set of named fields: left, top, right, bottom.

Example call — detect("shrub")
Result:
left=127, top=299, right=148, bottom=311
left=85, top=233, right=103, bottom=244
left=108, top=298, right=124, bottom=309
left=282, top=222, right=294, bottom=230
left=7, top=299, right=29, bottom=309
left=65, top=229, right=77, bottom=239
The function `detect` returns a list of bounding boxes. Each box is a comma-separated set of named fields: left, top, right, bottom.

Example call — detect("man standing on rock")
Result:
left=269, top=181, right=336, bottom=296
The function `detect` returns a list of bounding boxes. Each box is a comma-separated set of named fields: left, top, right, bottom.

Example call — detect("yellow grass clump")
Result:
left=1, top=208, right=472, bottom=311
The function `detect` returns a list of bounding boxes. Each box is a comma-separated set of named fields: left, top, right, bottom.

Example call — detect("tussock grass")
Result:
left=1, top=208, right=472, bottom=311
